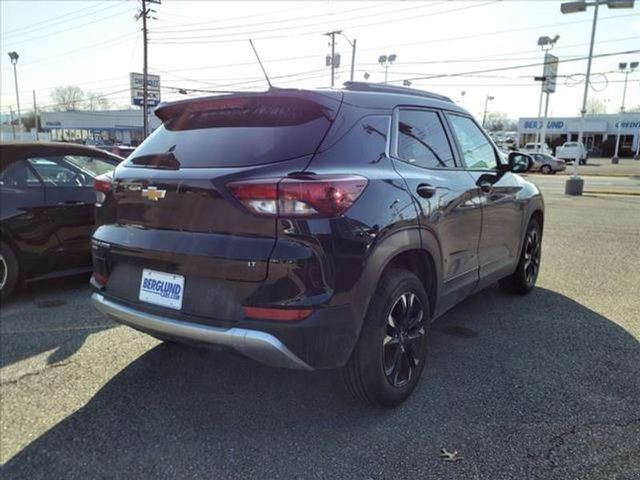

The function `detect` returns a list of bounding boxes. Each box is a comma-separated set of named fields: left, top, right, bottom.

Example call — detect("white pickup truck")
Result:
left=555, top=142, right=588, bottom=164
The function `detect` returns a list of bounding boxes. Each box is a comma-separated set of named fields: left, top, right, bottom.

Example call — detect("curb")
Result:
left=555, top=173, right=640, bottom=178
left=582, top=190, right=640, bottom=197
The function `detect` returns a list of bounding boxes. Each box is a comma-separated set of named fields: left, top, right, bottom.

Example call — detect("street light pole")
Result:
left=8, top=52, right=22, bottom=134
left=612, top=61, right=638, bottom=162
left=561, top=0, right=636, bottom=195
left=482, top=94, right=494, bottom=128
left=338, top=32, right=357, bottom=82
left=378, top=54, right=397, bottom=84
left=534, top=35, right=559, bottom=151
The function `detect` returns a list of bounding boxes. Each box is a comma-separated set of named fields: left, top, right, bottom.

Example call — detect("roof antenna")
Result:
left=249, top=39, right=273, bottom=89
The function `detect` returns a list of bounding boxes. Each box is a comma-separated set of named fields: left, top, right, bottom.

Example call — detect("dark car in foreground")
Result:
left=90, top=82, right=543, bottom=406
left=0, top=142, right=122, bottom=298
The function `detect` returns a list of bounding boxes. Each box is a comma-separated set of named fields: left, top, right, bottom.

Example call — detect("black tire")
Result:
left=0, top=241, right=19, bottom=300
left=499, top=219, right=541, bottom=295
left=342, top=269, right=431, bottom=407
left=541, top=164, right=552, bottom=174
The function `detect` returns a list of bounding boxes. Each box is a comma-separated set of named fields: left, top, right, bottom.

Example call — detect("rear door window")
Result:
left=395, top=109, right=455, bottom=168
left=128, top=96, right=335, bottom=168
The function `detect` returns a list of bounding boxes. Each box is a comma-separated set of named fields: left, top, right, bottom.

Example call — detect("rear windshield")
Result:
left=126, top=96, right=334, bottom=168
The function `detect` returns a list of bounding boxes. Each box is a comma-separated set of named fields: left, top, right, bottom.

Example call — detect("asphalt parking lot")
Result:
left=1, top=184, right=639, bottom=479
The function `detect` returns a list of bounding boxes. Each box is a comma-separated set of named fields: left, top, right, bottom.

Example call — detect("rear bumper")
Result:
left=92, top=292, right=360, bottom=369
left=91, top=292, right=313, bottom=370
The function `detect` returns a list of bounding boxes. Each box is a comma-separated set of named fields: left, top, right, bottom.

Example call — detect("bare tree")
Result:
left=585, top=97, right=606, bottom=115
left=483, top=112, right=516, bottom=132
left=50, top=85, right=85, bottom=111
left=85, top=91, right=112, bottom=110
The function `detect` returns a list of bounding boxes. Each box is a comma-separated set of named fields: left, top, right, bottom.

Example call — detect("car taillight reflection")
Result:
left=93, top=173, right=112, bottom=206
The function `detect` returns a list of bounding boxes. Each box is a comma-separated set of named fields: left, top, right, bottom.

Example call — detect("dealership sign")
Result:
left=130, top=72, right=161, bottom=107
left=523, top=120, right=565, bottom=130
left=542, top=53, right=558, bottom=94
left=614, top=120, right=640, bottom=129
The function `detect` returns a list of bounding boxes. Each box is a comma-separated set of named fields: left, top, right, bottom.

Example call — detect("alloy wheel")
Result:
left=383, top=292, right=426, bottom=388
left=523, top=229, right=541, bottom=286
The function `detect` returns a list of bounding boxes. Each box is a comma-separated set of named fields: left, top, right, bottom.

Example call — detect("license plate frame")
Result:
left=139, top=268, right=184, bottom=310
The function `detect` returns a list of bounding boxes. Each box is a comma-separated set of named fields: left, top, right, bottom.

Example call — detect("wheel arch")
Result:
left=351, top=227, right=442, bottom=336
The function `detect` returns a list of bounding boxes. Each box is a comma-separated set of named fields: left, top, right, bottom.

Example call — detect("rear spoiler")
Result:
left=154, top=89, right=343, bottom=122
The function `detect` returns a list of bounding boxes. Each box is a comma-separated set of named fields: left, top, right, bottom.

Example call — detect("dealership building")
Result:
left=516, top=112, right=640, bottom=157
left=40, top=109, right=162, bottom=146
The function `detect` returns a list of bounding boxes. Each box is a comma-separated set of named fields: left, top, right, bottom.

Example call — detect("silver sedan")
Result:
left=530, top=153, right=567, bottom=174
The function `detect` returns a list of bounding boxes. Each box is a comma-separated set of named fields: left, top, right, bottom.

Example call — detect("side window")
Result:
left=396, top=109, right=455, bottom=168
left=64, top=155, right=116, bottom=176
left=26, top=157, right=91, bottom=187
left=0, top=160, right=42, bottom=189
left=447, top=114, right=498, bottom=170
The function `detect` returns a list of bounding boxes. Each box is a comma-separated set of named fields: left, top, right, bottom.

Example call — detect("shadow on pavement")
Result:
left=0, top=274, right=113, bottom=369
left=3, top=286, right=639, bottom=479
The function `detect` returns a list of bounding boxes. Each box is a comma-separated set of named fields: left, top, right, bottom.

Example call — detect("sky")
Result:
left=1, top=0, right=639, bottom=123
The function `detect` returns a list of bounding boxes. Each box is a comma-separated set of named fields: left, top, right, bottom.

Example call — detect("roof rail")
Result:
left=342, top=81, right=453, bottom=103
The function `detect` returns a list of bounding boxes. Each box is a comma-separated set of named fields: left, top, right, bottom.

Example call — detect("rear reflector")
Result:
left=244, top=306, right=313, bottom=322
left=92, top=272, right=109, bottom=286
left=93, top=174, right=112, bottom=206
left=227, top=175, right=368, bottom=217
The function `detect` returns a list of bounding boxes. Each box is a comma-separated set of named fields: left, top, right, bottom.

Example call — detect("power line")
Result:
left=1, top=2, right=121, bottom=38
left=392, top=49, right=640, bottom=83
left=19, top=32, right=139, bottom=71
left=151, top=1, right=496, bottom=44
left=4, top=5, right=136, bottom=45
left=152, top=2, right=441, bottom=35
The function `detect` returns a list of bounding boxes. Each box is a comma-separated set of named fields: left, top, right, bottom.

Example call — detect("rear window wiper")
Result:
left=128, top=152, right=180, bottom=170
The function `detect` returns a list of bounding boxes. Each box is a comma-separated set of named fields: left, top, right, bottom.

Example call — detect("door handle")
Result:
left=57, top=201, right=87, bottom=205
left=416, top=184, right=437, bottom=199
left=478, top=181, right=493, bottom=194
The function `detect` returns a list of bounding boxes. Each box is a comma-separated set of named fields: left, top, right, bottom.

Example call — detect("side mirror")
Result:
left=508, top=152, right=533, bottom=173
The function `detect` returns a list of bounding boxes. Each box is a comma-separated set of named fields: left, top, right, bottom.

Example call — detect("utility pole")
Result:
left=324, top=31, right=340, bottom=87
left=142, top=0, right=149, bottom=138
left=32, top=90, right=39, bottom=141
left=137, top=0, right=160, bottom=139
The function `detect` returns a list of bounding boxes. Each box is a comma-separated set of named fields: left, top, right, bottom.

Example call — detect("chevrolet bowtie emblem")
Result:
left=141, top=186, right=166, bottom=201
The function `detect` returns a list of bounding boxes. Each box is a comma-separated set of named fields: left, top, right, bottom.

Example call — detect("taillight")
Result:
left=227, top=175, right=368, bottom=217
left=94, top=174, right=112, bottom=206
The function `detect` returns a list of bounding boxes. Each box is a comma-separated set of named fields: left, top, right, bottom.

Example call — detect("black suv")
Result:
left=91, top=82, right=543, bottom=406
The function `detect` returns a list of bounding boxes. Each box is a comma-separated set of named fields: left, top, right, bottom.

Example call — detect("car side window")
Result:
left=448, top=114, right=498, bottom=170
left=26, top=157, right=91, bottom=188
left=0, top=160, right=42, bottom=189
left=64, top=155, right=116, bottom=176
left=396, top=109, right=455, bottom=169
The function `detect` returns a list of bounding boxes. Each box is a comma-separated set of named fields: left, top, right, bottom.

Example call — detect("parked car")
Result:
left=530, top=153, right=567, bottom=174
left=90, top=82, right=543, bottom=406
left=0, top=142, right=123, bottom=298
left=555, top=141, right=588, bottom=164
left=96, top=144, right=136, bottom=159
left=523, top=142, right=552, bottom=155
